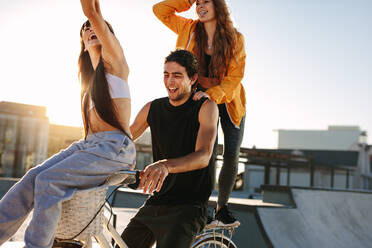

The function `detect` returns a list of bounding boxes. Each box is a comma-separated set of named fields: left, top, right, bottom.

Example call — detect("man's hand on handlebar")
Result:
left=138, top=160, right=169, bottom=194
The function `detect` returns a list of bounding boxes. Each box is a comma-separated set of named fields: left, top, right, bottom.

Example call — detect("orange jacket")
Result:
left=153, top=0, right=246, bottom=127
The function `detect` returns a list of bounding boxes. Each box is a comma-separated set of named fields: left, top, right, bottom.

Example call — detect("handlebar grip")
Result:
left=127, top=170, right=141, bottom=190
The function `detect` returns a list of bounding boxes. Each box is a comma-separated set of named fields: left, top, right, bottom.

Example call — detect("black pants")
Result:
left=121, top=204, right=207, bottom=248
left=217, top=103, right=245, bottom=206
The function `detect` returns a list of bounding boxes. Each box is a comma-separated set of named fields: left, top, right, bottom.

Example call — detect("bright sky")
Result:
left=0, top=0, right=371, bottom=148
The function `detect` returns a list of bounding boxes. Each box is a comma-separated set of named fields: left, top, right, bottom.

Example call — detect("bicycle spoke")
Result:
left=213, top=228, right=216, bottom=247
left=193, top=225, right=238, bottom=248
left=227, top=227, right=234, bottom=248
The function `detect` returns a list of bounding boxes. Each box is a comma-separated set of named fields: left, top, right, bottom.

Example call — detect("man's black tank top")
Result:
left=145, top=94, right=214, bottom=206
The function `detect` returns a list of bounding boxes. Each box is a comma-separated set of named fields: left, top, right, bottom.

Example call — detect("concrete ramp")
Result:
left=258, top=187, right=372, bottom=248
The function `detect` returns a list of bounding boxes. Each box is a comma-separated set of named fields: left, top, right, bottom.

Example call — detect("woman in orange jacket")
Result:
left=154, top=0, right=246, bottom=227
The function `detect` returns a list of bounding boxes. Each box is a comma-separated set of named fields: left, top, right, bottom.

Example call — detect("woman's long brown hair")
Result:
left=194, top=0, right=241, bottom=80
left=78, top=20, right=129, bottom=139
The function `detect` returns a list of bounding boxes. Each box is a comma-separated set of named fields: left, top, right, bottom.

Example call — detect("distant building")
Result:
left=240, top=148, right=358, bottom=194
left=0, top=101, right=49, bottom=177
left=275, top=126, right=372, bottom=188
left=48, top=124, right=83, bottom=158
left=276, top=126, right=363, bottom=151
left=232, top=126, right=372, bottom=196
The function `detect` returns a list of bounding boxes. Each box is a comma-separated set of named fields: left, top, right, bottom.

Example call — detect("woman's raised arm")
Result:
left=80, top=0, right=128, bottom=80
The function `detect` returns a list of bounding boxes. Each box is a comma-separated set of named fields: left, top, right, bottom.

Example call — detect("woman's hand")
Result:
left=80, top=0, right=99, bottom=18
left=193, top=91, right=210, bottom=101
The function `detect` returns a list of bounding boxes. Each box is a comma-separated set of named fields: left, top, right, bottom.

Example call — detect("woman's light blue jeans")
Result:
left=0, top=131, right=135, bottom=248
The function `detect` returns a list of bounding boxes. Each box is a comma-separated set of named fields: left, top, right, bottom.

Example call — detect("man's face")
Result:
left=163, top=61, right=196, bottom=106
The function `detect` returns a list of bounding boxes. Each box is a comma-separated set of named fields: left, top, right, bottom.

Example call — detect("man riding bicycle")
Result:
left=120, top=49, right=218, bottom=248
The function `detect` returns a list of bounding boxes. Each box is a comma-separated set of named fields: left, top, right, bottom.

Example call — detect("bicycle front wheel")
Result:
left=192, top=233, right=237, bottom=248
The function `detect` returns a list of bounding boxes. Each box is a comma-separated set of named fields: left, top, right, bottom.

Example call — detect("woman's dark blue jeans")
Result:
left=217, top=104, right=245, bottom=207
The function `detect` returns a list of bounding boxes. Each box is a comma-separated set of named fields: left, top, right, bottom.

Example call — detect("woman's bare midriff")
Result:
left=87, top=108, right=131, bottom=135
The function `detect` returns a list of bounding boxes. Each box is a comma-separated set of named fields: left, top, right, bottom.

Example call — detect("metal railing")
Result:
left=361, top=174, right=372, bottom=190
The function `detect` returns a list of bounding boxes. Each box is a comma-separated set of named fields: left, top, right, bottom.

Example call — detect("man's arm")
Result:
left=139, top=99, right=218, bottom=194
left=130, top=102, right=151, bottom=141
left=164, top=99, right=218, bottom=172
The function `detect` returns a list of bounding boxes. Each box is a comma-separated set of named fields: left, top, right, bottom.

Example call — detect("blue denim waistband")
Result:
left=86, top=131, right=127, bottom=142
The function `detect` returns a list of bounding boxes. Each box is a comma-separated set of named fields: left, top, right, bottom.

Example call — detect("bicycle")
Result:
left=53, top=170, right=238, bottom=248
left=192, top=225, right=238, bottom=248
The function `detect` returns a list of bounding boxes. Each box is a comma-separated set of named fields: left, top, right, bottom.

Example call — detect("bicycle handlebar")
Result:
left=106, top=170, right=142, bottom=189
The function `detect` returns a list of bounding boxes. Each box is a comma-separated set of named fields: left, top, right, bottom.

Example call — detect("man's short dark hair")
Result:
left=165, top=49, right=199, bottom=79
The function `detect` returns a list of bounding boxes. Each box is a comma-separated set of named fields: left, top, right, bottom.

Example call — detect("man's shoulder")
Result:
left=189, top=97, right=217, bottom=115
left=199, top=98, right=218, bottom=118
left=148, top=97, right=168, bottom=110
left=151, top=96, right=168, bottom=105
left=147, top=97, right=169, bottom=117
left=199, top=98, right=217, bottom=110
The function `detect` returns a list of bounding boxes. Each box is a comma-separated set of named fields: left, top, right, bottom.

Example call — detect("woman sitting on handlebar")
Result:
left=0, top=0, right=135, bottom=247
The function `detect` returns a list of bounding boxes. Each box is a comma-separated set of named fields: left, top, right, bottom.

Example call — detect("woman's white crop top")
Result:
left=86, top=73, right=130, bottom=110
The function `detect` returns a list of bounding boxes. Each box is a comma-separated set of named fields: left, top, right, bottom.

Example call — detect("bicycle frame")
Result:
left=54, top=170, right=238, bottom=248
